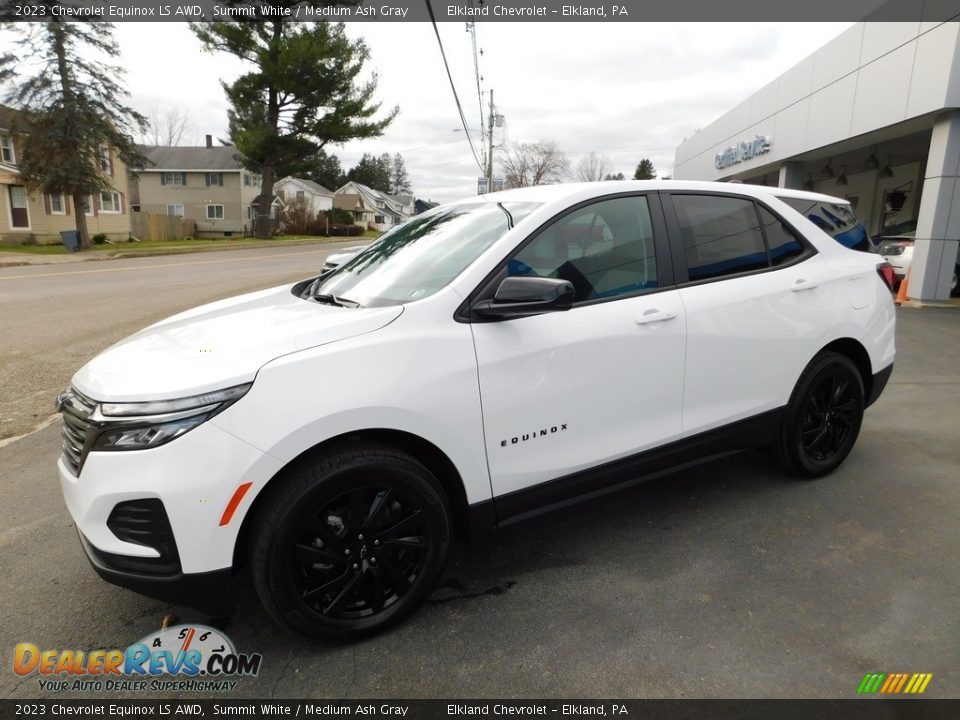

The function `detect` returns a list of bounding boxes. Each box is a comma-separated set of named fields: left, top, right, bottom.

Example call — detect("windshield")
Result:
left=307, top=201, right=541, bottom=308
left=777, top=196, right=874, bottom=252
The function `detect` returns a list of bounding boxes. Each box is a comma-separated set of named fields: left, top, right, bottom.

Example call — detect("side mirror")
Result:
left=473, top=276, right=575, bottom=319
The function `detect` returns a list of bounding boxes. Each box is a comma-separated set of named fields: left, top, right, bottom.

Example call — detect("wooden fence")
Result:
left=130, top=212, right=195, bottom=241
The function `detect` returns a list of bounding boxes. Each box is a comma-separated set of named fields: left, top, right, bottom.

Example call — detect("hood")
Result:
left=73, top=284, right=402, bottom=401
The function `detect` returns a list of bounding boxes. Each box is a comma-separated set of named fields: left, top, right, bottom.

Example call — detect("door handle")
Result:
left=636, top=309, right=677, bottom=325
left=791, top=278, right=820, bottom=292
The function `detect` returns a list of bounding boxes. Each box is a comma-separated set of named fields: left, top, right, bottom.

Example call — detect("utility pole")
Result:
left=487, top=88, right=494, bottom=191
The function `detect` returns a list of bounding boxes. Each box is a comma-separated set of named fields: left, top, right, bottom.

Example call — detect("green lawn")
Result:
left=0, top=233, right=378, bottom=257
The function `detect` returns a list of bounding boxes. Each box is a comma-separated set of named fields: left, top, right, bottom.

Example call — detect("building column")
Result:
left=908, top=111, right=960, bottom=301
left=778, top=162, right=805, bottom=189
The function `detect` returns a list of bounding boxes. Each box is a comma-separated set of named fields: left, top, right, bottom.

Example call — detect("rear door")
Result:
left=662, top=192, right=832, bottom=436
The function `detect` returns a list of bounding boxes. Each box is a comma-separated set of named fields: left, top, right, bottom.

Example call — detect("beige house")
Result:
left=334, top=181, right=410, bottom=232
left=0, top=105, right=132, bottom=246
left=134, top=140, right=262, bottom=237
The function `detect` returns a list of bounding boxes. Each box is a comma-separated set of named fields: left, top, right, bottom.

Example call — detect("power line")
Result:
left=425, top=0, right=485, bottom=173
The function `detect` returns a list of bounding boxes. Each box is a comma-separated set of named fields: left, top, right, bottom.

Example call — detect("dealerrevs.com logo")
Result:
left=13, top=625, right=262, bottom=693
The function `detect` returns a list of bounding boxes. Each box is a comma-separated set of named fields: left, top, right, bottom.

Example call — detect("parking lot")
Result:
left=1, top=248, right=958, bottom=699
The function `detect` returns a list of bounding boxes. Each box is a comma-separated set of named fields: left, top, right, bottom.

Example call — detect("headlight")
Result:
left=92, top=383, right=252, bottom=451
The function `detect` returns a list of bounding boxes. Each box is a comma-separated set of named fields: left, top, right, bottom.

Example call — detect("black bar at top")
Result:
left=1, top=0, right=959, bottom=23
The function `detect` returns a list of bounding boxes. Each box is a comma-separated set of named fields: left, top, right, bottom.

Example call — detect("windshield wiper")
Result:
left=311, top=293, right=363, bottom=309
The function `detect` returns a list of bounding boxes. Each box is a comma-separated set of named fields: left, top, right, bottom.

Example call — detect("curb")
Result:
left=0, top=237, right=356, bottom=267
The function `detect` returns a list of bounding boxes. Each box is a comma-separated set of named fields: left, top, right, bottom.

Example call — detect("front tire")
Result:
left=251, top=442, right=452, bottom=640
left=775, top=352, right=865, bottom=478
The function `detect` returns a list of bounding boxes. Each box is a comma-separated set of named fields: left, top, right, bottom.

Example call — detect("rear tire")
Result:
left=775, top=352, right=865, bottom=478
left=251, top=442, right=452, bottom=640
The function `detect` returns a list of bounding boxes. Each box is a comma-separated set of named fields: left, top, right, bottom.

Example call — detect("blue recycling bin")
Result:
left=60, top=230, right=79, bottom=252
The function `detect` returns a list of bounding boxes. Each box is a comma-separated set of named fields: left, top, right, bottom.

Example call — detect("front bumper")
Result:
left=78, top=531, right=235, bottom=615
left=58, top=417, right=283, bottom=610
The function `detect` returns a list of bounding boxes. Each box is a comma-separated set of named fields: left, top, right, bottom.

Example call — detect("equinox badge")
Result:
left=501, top=424, right=568, bottom=447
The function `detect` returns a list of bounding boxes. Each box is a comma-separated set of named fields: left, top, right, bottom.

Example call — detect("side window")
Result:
left=509, top=196, right=658, bottom=303
left=673, top=195, right=767, bottom=281
left=759, top=206, right=804, bottom=266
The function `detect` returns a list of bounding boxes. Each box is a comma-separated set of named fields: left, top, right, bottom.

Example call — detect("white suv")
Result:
left=57, top=182, right=896, bottom=640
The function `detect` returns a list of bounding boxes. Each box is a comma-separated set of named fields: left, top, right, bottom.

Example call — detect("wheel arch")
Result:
left=232, top=429, right=473, bottom=569
left=817, top=337, right=874, bottom=402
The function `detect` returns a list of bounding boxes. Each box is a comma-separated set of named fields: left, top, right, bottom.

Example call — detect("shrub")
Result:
left=92, top=233, right=108, bottom=245
left=325, top=207, right=354, bottom=226
left=280, top=198, right=318, bottom=236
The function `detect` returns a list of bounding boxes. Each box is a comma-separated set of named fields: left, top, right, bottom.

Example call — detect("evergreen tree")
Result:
left=193, top=9, right=397, bottom=238
left=633, top=159, right=657, bottom=180
left=1, top=11, right=146, bottom=249
left=309, top=149, right=345, bottom=191
left=347, top=153, right=391, bottom=193
left=390, top=153, right=411, bottom=195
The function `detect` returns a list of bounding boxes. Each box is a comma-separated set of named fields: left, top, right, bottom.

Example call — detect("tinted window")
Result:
left=777, top=196, right=873, bottom=252
left=673, top=195, right=767, bottom=281
left=508, top=196, right=658, bottom=303
left=759, top=206, right=805, bottom=267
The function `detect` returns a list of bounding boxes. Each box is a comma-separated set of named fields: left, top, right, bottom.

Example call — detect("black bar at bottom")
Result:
left=1, top=699, right=959, bottom=720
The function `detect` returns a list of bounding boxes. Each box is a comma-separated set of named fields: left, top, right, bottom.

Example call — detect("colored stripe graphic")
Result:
left=857, top=672, right=932, bottom=694
left=858, top=673, right=886, bottom=693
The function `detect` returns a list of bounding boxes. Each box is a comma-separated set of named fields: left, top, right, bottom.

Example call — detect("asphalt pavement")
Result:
left=0, top=242, right=359, bottom=442
left=0, top=252, right=957, bottom=699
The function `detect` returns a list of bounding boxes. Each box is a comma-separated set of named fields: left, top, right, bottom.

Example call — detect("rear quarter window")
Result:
left=777, top=196, right=874, bottom=252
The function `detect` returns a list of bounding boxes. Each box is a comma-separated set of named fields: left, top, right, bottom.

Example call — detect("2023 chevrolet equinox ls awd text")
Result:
left=56, top=181, right=896, bottom=640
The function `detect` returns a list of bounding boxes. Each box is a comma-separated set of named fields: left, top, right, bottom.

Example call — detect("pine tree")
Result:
left=347, top=153, right=392, bottom=193
left=1, top=11, right=146, bottom=249
left=193, top=10, right=397, bottom=238
left=633, top=159, right=657, bottom=180
left=391, top=153, right=411, bottom=195
left=309, top=150, right=344, bottom=191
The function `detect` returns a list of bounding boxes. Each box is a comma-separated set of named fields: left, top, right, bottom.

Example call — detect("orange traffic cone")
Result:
left=895, top=267, right=911, bottom=305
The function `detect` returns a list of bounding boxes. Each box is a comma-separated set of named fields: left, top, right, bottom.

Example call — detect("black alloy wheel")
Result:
left=251, top=442, right=451, bottom=640
left=775, top=352, right=865, bottom=478
left=293, top=485, right=430, bottom=621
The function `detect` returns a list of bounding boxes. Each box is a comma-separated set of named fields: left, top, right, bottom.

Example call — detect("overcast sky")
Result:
left=6, top=21, right=852, bottom=204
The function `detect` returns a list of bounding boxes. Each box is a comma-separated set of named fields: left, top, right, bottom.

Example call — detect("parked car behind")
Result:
left=57, top=181, right=896, bottom=640
left=322, top=244, right=369, bottom=274
left=874, top=220, right=959, bottom=295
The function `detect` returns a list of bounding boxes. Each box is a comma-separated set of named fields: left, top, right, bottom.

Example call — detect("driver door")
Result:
left=468, top=194, right=687, bottom=517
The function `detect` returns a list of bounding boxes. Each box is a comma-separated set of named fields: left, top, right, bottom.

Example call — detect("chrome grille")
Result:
left=57, top=389, right=96, bottom=476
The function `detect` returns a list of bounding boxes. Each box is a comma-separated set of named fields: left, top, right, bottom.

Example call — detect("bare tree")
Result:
left=142, top=106, right=195, bottom=146
left=499, top=141, right=569, bottom=188
left=575, top=151, right=611, bottom=182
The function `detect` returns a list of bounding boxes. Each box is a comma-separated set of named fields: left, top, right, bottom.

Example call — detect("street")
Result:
left=0, top=242, right=359, bottom=442
left=1, top=247, right=958, bottom=699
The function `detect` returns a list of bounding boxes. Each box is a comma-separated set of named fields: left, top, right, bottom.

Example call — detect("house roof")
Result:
left=277, top=177, right=334, bottom=196
left=333, top=194, right=368, bottom=212
left=0, top=104, right=23, bottom=132
left=137, top=144, right=245, bottom=171
left=336, top=181, right=408, bottom=218
left=391, top=193, right=414, bottom=206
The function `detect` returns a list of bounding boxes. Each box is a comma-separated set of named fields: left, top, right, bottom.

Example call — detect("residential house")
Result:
left=275, top=177, right=334, bottom=215
left=0, top=105, right=131, bottom=245
left=133, top=137, right=263, bottom=237
left=334, top=181, right=410, bottom=232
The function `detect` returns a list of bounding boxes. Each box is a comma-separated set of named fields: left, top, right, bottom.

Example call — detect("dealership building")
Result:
left=674, top=21, right=960, bottom=301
